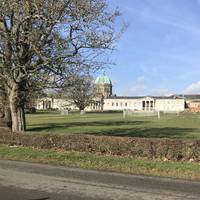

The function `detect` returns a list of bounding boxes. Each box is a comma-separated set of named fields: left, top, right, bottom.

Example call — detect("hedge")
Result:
left=0, top=129, right=200, bottom=162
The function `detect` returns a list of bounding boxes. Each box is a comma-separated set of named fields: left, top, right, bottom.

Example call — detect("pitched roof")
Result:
left=183, top=94, right=200, bottom=99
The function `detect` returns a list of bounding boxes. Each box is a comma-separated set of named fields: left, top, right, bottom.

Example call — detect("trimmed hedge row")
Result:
left=0, top=129, right=200, bottom=162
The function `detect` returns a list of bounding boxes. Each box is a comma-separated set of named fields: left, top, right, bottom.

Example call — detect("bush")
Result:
left=0, top=129, right=199, bottom=162
left=25, top=107, right=36, bottom=114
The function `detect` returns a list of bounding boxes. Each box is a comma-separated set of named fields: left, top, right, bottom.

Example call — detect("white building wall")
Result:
left=104, top=98, right=185, bottom=112
left=155, top=99, right=185, bottom=112
left=36, top=97, right=185, bottom=112
left=36, top=98, right=52, bottom=110
left=104, top=99, right=143, bottom=111
left=36, top=98, right=78, bottom=110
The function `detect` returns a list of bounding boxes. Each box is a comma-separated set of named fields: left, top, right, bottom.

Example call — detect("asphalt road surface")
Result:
left=0, top=160, right=200, bottom=200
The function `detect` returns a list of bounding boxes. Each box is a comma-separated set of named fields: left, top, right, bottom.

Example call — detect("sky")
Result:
left=101, top=0, right=200, bottom=96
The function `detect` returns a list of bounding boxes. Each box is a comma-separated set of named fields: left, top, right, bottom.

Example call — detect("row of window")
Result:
left=110, top=102, right=128, bottom=107
left=109, top=101, right=182, bottom=107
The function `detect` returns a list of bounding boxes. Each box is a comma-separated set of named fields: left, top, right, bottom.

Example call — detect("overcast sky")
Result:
left=101, top=0, right=200, bottom=96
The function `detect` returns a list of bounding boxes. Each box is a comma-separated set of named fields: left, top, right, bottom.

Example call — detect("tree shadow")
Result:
left=27, top=120, right=150, bottom=132
left=87, top=127, right=198, bottom=138
left=26, top=117, right=199, bottom=138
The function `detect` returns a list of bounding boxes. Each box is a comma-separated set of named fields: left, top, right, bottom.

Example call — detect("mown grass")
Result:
left=26, top=111, right=200, bottom=138
left=0, top=144, right=200, bottom=181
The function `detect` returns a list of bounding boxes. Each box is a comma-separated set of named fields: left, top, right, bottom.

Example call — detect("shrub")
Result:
left=0, top=129, right=199, bottom=162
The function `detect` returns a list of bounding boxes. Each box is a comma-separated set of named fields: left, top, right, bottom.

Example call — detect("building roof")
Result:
left=183, top=94, right=200, bottom=99
left=95, top=71, right=112, bottom=85
left=105, top=95, right=184, bottom=100
left=189, top=100, right=200, bottom=103
left=169, top=94, right=200, bottom=100
left=105, top=94, right=200, bottom=100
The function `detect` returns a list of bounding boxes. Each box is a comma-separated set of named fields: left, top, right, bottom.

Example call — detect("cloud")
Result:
left=136, top=76, right=145, bottom=82
left=149, top=88, right=173, bottom=96
left=131, top=3, right=200, bottom=37
left=184, top=81, right=200, bottom=94
left=162, top=32, right=178, bottom=44
left=124, top=76, right=147, bottom=96
left=123, top=76, right=172, bottom=96
left=152, top=17, right=200, bottom=36
left=125, top=85, right=147, bottom=96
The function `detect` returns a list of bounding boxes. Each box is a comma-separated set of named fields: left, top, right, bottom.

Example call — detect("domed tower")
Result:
left=94, top=71, right=112, bottom=98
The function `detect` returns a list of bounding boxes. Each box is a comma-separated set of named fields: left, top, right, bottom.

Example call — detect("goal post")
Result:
left=123, top=109, right=161, bottom=119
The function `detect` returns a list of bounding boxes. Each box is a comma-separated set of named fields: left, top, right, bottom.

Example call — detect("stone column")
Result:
left=150, top=101, right=153, bottom=111
left=142, top=101, right=145, bottom=111
left=146, top=101, right=149, bottom=111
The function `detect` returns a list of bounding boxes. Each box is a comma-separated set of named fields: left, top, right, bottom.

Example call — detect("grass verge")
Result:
left=0, top=144, right=200, bottom=181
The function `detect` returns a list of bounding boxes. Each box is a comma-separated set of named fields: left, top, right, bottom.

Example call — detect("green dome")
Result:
left=95, top=72, right=112, bottom=85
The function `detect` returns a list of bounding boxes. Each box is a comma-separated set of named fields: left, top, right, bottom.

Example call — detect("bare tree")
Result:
left=61, top=74, right=95, bottom=111
left=0, top=0, right=122, bottom=132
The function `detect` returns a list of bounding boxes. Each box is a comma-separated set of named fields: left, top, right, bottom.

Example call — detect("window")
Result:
left=112, top=102, right=114, bottom=106
left=116, top=103, right=118, bottom=106
left=120, top=103, right=123, bottom=106
left=125, top=103, right=127, bottom=107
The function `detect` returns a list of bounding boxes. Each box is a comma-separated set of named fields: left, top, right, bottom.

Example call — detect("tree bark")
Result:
left=4, top=106, right=12, bottom=129
left=8, top=85, right=26, bottom=132
left=9, top=100, right=25, bottom=132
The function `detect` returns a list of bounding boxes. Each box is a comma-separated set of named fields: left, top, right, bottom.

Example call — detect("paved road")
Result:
left=0, top=160, right=200, bottom=200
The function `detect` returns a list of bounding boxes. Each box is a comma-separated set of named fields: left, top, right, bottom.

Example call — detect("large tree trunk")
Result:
left=9, top=100, right=25, bottom=132
left=8, top=85, right=26, bottom=132
left=4, top=106, right=12, bottom=129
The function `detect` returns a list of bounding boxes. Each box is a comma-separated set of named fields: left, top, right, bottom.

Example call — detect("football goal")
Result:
left=123, top=110, right=161, bottom=119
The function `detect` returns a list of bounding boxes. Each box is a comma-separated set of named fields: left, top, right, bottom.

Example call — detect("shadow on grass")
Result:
left=27, top=120, right=149, bottom=132
left=87, top=127, right=198, bottom=138
left=27, top=120, right=199, bottom=138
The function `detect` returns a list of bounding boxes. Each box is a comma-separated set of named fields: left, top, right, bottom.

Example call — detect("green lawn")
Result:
left=26, top=111, right=200, bottom=138
left=0, top=144, right=200, bottom=181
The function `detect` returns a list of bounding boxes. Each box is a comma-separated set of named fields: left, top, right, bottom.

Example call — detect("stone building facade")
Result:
left=184, top=95, right=200, bottom=112
left=36, top=97, right=77, bottom=111
left=103, top=96, right=185, bottom=112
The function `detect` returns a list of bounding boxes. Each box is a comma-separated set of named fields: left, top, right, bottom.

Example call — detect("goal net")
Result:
left=123, top=110, right=161, bottom=119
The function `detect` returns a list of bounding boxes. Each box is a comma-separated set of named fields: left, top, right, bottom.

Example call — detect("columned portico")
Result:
left=42, top=100, right=52, bottom=109
left=142, top=97, right=155, bottom=111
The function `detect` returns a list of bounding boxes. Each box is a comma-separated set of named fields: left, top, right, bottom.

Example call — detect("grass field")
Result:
left=26, top=111, right=200, bottom=138
left=1, top=144, right=200, bottom=181
left=5, top=113, right=200, bottom=180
